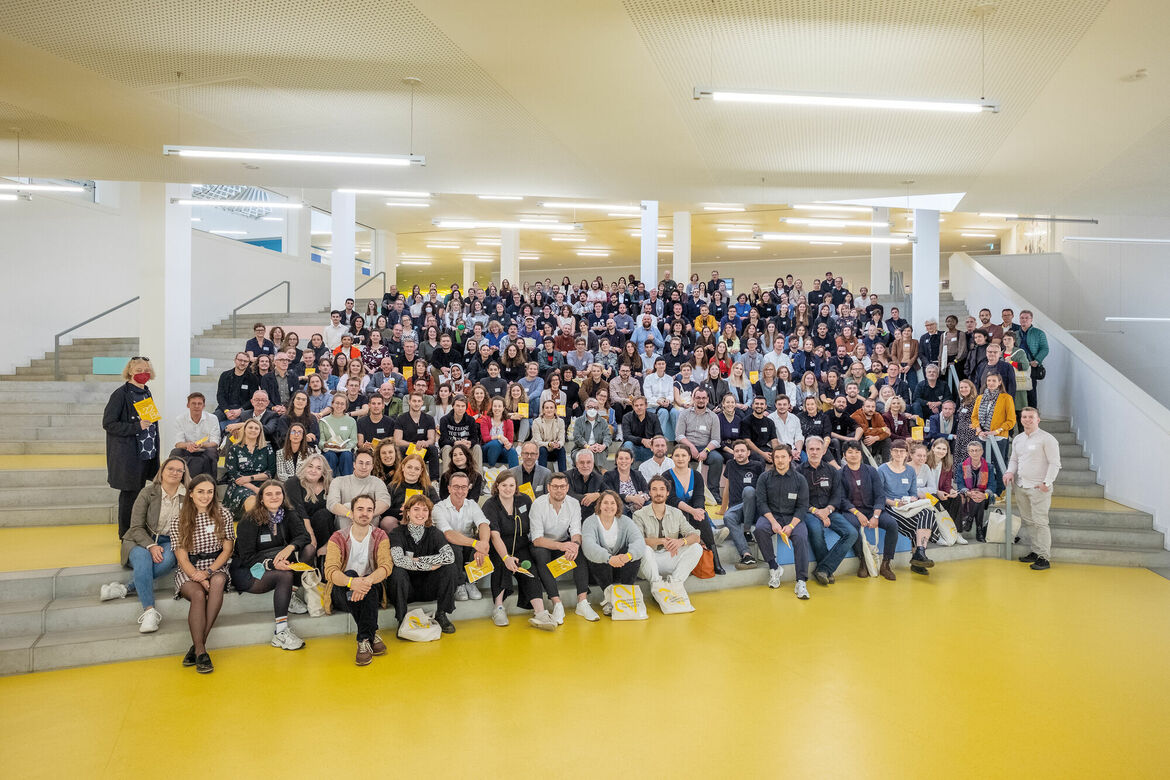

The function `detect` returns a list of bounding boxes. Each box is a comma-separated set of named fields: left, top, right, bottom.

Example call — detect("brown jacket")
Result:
left=323, top=527, right=392, bottom=613
left=851, top=409, right=891, bottom=441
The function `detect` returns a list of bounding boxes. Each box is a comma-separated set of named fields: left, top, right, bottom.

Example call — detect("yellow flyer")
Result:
left=303, top=367, right=315, bottom=375
left=517, top=402, right=529, bottom=417
left=286, top=562, right=314, bottom=572
left=911, top=425, right=924, bottom=441
left=517, top=482, right=535, bottom=500
left=546, top=555, right=577, bottom=577
left=405, top=442, right=418, bottom=456
left=464, top=556, right=494, bottom=583
left=404, top=488, right=422, bottom=501
left=133, top=397, right=161, bottom=423
left=403, top=365, right=414, bottom=380
left=556, top=403, right=567, bottom=417
left=370, top=438, right=381, bottom=449
left=749, top=371, right=759, bottom=383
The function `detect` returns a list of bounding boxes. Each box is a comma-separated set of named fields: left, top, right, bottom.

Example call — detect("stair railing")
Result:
left=54, top=296, right=140, bottom=380
left=355, top=271, right=387, bottom=299
left=232, top=281, right=291, bottom=338
left=983, top=433, right=1016, bottom=560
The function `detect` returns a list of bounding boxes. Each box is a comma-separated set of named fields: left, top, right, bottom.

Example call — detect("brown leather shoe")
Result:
left=879, top=559, right=896, bottom=581
left=356, top=639, right=373, bottom=666
left=371, top=633, right=387, bottom=656
left=856, top=561, right=869, bottom=578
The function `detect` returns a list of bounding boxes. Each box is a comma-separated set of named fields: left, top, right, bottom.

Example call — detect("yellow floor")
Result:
left=0, top=454, right=106, bottom=470
left=0, top=525, right=118, bottom=572
left=1, top=559, right=1168, bottom=778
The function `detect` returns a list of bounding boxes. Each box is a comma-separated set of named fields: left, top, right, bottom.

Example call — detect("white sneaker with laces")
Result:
left=551, top=601, right=565, bottom=625
left=794, top=580, right=810, bottom=600
left=715, top=526, right=730, bottom=544
left=271, top=628, right=306, bottom=650
left=288, top=593, right=308, bottom=614
left=767, top=567, right=783, bottom=589
left=602, top=602, right=613, bottom=616
left=455, top=583, right=470, bottom=601
left=101, top=582, right=128, bottom=602
left=137, top=607, right=162, bottom=633
left=575, top=600, right=600, bottom=622
left=492, top=605, right=510, bottom=626
left=528, top=610, right=557, bottom=631
left=466, top=583, right=483, bottom=600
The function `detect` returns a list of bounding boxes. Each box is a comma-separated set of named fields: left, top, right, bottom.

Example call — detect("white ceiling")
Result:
left=0, top=0, right=1167, bottom=231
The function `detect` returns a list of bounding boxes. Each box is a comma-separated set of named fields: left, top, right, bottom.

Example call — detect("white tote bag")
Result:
left=650, top=581, right=695, bottom=614
left=396, top=608, right=442, bottom=642
left=603, top=584, right=648, bottom=621
left=300, top=568, right=326, bottom=618
left=985, top=507, right=1022, bottom=544
left=860, top=526, right=881, bottom=577
left=934, top=509, right=961, bottom=547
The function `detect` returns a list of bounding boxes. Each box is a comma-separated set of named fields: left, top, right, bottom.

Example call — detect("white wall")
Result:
left=950, top=252, right=1170, bottom=547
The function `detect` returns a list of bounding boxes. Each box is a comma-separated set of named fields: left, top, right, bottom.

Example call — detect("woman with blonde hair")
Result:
left=222, top=417, right=275, bottom=517
left=380, top=454, right=439, bottom=532
left=104, top=356, right=161, bottom=536
left=286, top=452, right=334, bottom=565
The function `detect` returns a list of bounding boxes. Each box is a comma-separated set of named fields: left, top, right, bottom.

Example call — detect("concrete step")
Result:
left=0, top=402, right=107, bottom=415
left=1050, top=431, right=1076, bottom=445
left=0, top=427, right=104, bottom=442
left=1057, top=456, right=1090, bottom=471
left=0, top=485, right=117, bottom=507
left=1049, top=483, right=1103, bottom=498
left=1045, top=542, right=1170, bottom=568
left=1058, top=444, right=1084, bottom=458
left=0, top=414, right=103, bottom=428
left=0, top=503, right=115, bottom=527
left=1049, top=507, right=1153, bottom=530
left=1053, top=470, right=1098, bottom=485
left=0, top=441, right=105, bottom=456
left=0, top=468, right=107, bottom=488
left=1040, top=419, right=1070, bottom=433
left=1047, top=525, right=1165, bottom=550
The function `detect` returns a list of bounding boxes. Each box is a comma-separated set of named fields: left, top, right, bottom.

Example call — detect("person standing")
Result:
left=104, top=357, right=161, bottom=537
left=1005, top=408, right=1062, bottom=571
left=1017, top=310, right=1049, bottom=410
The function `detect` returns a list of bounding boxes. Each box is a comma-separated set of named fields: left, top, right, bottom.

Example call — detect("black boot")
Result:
left=712, top=545, right=726, bottom=575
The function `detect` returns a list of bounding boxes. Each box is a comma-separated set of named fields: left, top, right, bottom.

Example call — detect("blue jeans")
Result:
left=482, top=439, right=519, bottom=467
left=804, top=511, right=859, bottom=575
left=539, top=445, right=566, bottom=471
left=126, top=535, right=176, bottom=609
left=984, top=438, right=1008, bottom=496
left=722, top=485, right=757, bottom=556
left=654, top=406, right=678, bottom=441
left=621, top=442, right=653, bottom=463
left=324, top=449, right=354, bottom=476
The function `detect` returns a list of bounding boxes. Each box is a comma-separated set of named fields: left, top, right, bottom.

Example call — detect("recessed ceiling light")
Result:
left=434, top=219, right=580, bottom=230
left=715, top=226, right=755, bottom=233
left=960, top=232, right=997, bottom=238
left=520, top=254, right=540, bottom=260
left=608, top=212, right=641, bottom=218
left=461, top=257, right=494, bottom=262
left=209, top=229, right=247, bottom=235
left=426, top=243, right=461, bottom=249
left=385, top=201, right=430, bottom=208
left=783, top=217, right=890, bottom=228
left=756, top=232, right=909, bottom=245
left=337, top=188, right=431, bottom=198
left=400, top=261, right=431, bottom=266
left=518, top=215, right=558, bottom=223
left=726, top=242, right=760, bottom=249
left=477, top=194, right=523, bottom=200
left=164, top=145, right=424, bottom=166
left=540, top=202, right=639, bottom=213
left=577, top=250, right=610, bottom=257
left=476, top=239, right=502, bottom=246
left=550, top=235, right=586, bottom=242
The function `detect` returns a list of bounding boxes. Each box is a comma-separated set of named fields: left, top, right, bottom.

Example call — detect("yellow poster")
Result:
left=303, top=368, right=316, bottom=375
left=517, top=402, right=529, bottom=417
left=133, top=397, right=160, bottom=423
left=403, top=365, right=414, bottom=380
left=517, top=482, right=535, bottom=500
left=404, top=488, right=421, bottom=501
left=556, top=404, right=566, bottom=417
left=286, top=562, right=315, bottom=572
left=749, top=371, right=759, bottom=383
left=546, top=555, right=577, bottom=578
left=911, top=426, right=924, bottom=441
left=405, top=442, right=418, bottom=456
left=464, top=556, right=494, bottom=584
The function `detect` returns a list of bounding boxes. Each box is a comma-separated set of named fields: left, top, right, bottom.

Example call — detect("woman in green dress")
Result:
left=223, top=418, right=276, bottom=517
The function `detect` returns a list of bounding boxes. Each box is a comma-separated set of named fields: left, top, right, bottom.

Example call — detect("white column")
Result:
left=672, top=211, right=691, bottom=287
left=290, top=201, right=312, bottom=259
left=330, top=190, right=356, bottom=308
left=500, top=228, right=520, bottom=287
left=138, top=183, right=192, bottom=452
left=373, top=229, right=396, bottom=297
left=870, top=206, right=891, bottom=295
left=911, top=209, right=940, bottom=329
left=640, top=200, right=659, bottom=283
left=463, top=259, right=477, bottom=291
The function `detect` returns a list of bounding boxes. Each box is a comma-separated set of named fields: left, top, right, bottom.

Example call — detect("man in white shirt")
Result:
left=529, top=473, right=598, bottom=622
left=433, top=472, right=490, bottom=600
left=638, top=435, right=673, bottom=481
left=763, top=340, right=793, bottom=374
left=323, top=310, right=348, bottom=350
left=768, top=395, right=805, bottom=460
left=642, top=358, right=676, bottom=440
left=1004, top=407, right=1062, bottom=571
left=169, top=392, right=221, bottom=477
left=632, top=476, right=703, bottom=586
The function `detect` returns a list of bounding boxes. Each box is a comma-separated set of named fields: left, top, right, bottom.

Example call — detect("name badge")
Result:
left=519, top=505, right=528, bottom=513
left=1028, top=443, right=1038, bottom=451
left=787, top=492, right=798, bottom=500
left=744, top=474, right=752, bottom=483
left=698, top=425, right=708, bottom=432
left=204, top=524, right=216, bottom=534
left=855, top=480, right=861, bottom=486
left=241, top=384, right=249, bottom=390
left=376, top=427, right=386, bottom=435
left=730, top=427, right=739, bottom=435
left=819, top=479, right=829, bottom=488
left=760, top=426, right=769, bottom=433
left=417, top=428, right=424, bottom=434
left=901, top=478, right=910, bottom=484
left=259, top=533, right=272, bottom=544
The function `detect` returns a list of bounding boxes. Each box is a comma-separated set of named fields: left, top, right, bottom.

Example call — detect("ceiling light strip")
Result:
left=694, top=87, right=999, bottom=113
left=163, top=145, right=424, bottom=166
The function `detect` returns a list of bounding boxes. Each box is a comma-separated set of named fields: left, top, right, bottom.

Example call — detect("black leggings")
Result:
left=233, top=567, right=295, bottom=619
left=118, top=490, right=138, bottom=537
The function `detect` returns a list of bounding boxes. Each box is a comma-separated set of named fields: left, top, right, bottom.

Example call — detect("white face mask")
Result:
left=586, top=409, right=598, bottom=419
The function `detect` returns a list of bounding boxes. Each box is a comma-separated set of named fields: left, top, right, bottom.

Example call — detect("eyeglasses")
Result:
left=130, top=356, right=151, bottom=361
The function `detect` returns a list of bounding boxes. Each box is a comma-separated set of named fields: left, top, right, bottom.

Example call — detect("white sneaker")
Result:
left=288, top=593, right=308, bottom=614
left=492, top=605, right=510, bottom=626
left=528, top=610, right=557, bottom=631
left=551, top=601, right=565, bottom=625
left=575, top=600, right=600, bottom=622
left=767, top=567, right=783, bottom=589
left=794, top=580, right=810, bottom=600
left=715, top=526, right=730, bottom=544
left=466, top=583, right=483, bottom=600
left=101, top=582, right=128, bottom=602
left=956, top=535, right=969, bottom=545
left=137, top=607, right=161, bottom=633
left=271, top=628, right=305, bottom=650
left=602, top=602, right=613, bottom=616
left=455, top=583, right=470, bottom=601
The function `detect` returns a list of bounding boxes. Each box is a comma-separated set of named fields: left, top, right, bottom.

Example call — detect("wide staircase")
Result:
left=0, top=302, right=1168, bottom=674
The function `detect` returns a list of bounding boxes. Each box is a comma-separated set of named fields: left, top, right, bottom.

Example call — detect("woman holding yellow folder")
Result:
left=104, top=357, right=161, bottom=536
left=483, top=472, right=556, bottom=631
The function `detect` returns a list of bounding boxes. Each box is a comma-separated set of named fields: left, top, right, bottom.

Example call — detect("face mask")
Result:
left=586, top=409, right=597, bottom=419
left=132, top=372, right=151, bottom=384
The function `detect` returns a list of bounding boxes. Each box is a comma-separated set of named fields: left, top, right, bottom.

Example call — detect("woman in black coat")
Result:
left=103, top=358, right=161, bottom=536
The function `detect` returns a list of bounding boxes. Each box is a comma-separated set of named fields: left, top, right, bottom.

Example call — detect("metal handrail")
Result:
left=54, top=296, right=139, bottom=380
left=946, top=362, right=961, bottom=395
left=983, top=431, right=1015, bottom=560
left=355, top=271, right=386, bottom=299
left=232, top=281, right=291, bottom=338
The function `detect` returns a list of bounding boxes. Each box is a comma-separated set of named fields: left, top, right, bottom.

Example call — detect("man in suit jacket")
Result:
left=835, top=441, right=899, bottom=581
left=571, top=399, right=613, bottom=468
left=925, top=401, right=960, bottom=450
left=509, top=442, right=552, bottom=499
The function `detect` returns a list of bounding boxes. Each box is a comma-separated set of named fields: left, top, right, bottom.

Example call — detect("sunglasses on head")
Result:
left=131, top=356, right=151, bottom=361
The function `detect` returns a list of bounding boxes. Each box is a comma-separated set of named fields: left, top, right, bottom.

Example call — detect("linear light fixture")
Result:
left=961, top=232, right=998, bottom=238
left=433, top=219, right=580, bottom=231
left=0, top=182, right=85, bottom=193
left=978, top=212, right=1018, bottom=218
left=426, top=243, right=461, bottom=249
left=520, top=254, right=540, bottom=260
left=261, top=217, right=283, bottom=221
left=1104, top=317, right=1170, bottom=323
left=400, top=261, right=431, bottom=266
left=337, top=188, right=431, bottom=197
left=726, top=243, right=760, bottom=249
left=173, top=198, right=302, bottom=208
left=163, top=145, right=424, bottom=166
left=658, top=247, right=673, bottom=253
left=189, top=217, right=201, bottom=222
left=518, top=215, right=558, bottom=223
left=810, top=241, right=844, bottom=245
left=1010, top=216, right=1099, bottom=225
left=477, top=194, right=522, bottom=200
left=577, top=250, right=610, bottom=257
left=716, top=226, right=755, bottom=233
left=792, top=203, right=873, bottom=213
left=461, top=257, right=494, bottom=262
left=476, top=239, right=502, bottom=246
left=550, top=235, right=586, bottom=242
left=756, top=232, right=910, bottom=245
left=1063, top=236, right=1170, bottom=244
left=0, top=193, right=18, bottom=201
left=385, top=201, right=430, bottom=208
left=703, top=203, right=744, bottom=211
left=608, top=212, right=640, bottom=218
left=694, top=87, right=999, bottom=113
left=209, top=229, right=247, bottom=235
left=539, top=202, right=639, bottom=213
left=782, top=217, right=890, bottom=228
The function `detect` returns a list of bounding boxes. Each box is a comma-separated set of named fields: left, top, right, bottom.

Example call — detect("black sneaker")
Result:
left=911, top=548, right=935, bottom=568
left=195, top=652, right=214, bottom=674
left=910, top=564, right=930, bottom=576
left=813, top=569, right=831, bottom=586
left=1018, top=552, right=1039, bottom=563
left=182, top=645, right=197, bottom=667
left=1030, top=557, right=1051, bottom=571
left=436, top=612, right=456, bottom=634
left=735, top=554, right=757, bottom=570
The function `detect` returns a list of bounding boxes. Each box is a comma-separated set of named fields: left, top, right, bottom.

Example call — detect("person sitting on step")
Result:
left=632, top=475, right=704, bottom=587
left=172, top=474, right=234, bottom=674
left=324, top=494, right=392, bottom=666
left=387, top=494, right=459, bottom=634
left=483, top=472, right=558, bottom=631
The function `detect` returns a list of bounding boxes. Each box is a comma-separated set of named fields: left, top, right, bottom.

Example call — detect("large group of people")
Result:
left=101, top=269, right=1060, bottom=669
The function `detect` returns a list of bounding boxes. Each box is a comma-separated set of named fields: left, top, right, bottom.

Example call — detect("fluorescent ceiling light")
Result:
left=433, top=219, right=580, bottom=231
left=477, top=194, right=522, bottom=200
left=519, top=254, right=540, bottom=260
left=398, top=254, right=431, bottom=260
left=400, top=261, right=431, bottom=266
left=539, top=202, right=639, bottom=213
left=961, top=232, right=997, bottom=238
left=0, top=193, right=18, bottom=201
left=261, top=216, right=283, bottom=222
left=518, top=215, right=558, bottom=223
left=630, top=230, right=668, bottom=238
left=0, top=182, right=85, bottom=193
left=1063, top=236, right=1170, bottom=244
left=810, top=241, right=844, bottom=246
left=209, top=229, right=246, bottom=235
left=163, top=145, right=424, bottom=166
left=577, top=250, right=610, bottom=257
left=608, top=212, right=640, bottom=218
left=1104, top=317, right=1170, bottom=323
left=337, top=188, right=430, bottom=198
left=978, top=212, right=1018, bottom=218
left=550, top=235, right=586, bottom=242
left=175, top=199, right=302, bottom=209
left=1009, top=216, right=1098, bottom=224
left=694, top=87, right=998, bottom=113
left=756, top=232, right=910, bottom=245
left=726, top=244, right=759, bottom=250
left=703, top=204, right=744, bottom=211
left=385, top=201, right=429, bottom=208
left=462, top=257, right=493, bottom=262
left=782, top=217, right=889, bottom=228
left=716, top=226, right=755, bottom=233
left=189, top=217, right=201, bottom=222
left=426, top=243, right=461, bottom=249
left=793, top=203, right=872, bottom=213
left=658, top=247, right=673, bottom=253
left=476, top=240, right=502, bottom=246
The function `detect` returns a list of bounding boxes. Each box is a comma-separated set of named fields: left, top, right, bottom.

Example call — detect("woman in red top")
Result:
left=466, top=384, right=491, bottom=421
left=479, top=397, right=518, bottom=467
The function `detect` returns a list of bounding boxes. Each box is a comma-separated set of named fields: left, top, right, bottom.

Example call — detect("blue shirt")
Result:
left=877, top=463, right=916, bottom=501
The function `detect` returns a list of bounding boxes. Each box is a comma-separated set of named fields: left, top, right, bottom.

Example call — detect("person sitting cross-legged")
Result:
left=387, top=494, right=459, bottom=634
left=632, top=476, right=704, bottom=586
left=581, top=491, right=646, bottom=615
left=324, top=494, right=392, bottom=666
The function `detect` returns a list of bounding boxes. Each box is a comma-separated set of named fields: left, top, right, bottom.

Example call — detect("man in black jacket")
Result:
left=912, top=363, right=950, bottom=419
left=619, top=396, right=662, bottom=463
left=753, top=444, right=812, bottom=599
left=567, top=449, right=605, bottom=514
left=799, top=437, right=858, bottom=586
left=214, top=352, right=255, bottom=431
